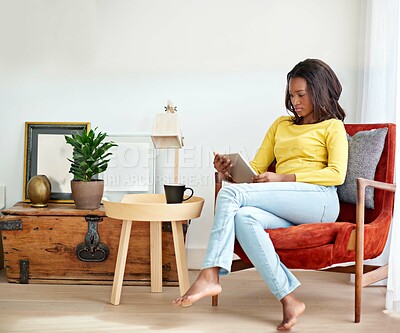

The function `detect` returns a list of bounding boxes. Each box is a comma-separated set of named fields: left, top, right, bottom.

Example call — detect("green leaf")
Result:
left=64, top=127, right=118, bottom=181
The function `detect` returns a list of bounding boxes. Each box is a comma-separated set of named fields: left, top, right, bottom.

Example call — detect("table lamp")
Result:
left=151, top=100, right=183, bottom=183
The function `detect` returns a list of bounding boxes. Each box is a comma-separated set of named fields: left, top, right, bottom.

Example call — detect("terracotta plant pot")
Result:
left=71, top=180, right=104, bottom=210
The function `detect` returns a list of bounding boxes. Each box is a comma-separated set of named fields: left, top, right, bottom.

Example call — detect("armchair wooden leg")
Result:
left=212, top=295, right=219, bottom=306
left=355, top=271, right=362, bottom=323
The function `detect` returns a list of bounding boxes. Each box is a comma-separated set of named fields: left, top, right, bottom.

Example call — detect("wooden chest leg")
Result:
left=110, top=219, right=132, bottom=305
left=171, top=220, right=190, bottom=296
left=150, top=221, right=163, bottom=293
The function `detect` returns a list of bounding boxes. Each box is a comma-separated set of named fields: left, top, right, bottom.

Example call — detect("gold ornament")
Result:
left=27, top=175, right=51, bottom=207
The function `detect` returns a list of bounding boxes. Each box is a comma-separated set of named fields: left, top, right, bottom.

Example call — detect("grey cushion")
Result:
left=337, top=127, right=388, bottom=209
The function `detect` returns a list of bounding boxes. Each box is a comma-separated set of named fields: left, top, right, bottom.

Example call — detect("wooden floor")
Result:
left=0, top=268, right=399, bottom=333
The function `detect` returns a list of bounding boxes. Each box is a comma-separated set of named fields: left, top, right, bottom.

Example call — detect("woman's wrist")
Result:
left=281, top=174, right=296, bottom=182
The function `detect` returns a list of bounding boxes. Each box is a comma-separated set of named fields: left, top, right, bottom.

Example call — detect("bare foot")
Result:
left=172, top=267, right=222, bottom=307
left=277, top=293, right=306, bottom=331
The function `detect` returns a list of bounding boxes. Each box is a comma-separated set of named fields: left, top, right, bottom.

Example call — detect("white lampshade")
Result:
left=151, top=112, right=183, bottom=149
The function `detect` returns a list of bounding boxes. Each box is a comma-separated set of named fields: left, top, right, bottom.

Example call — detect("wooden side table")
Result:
left=103, top=194, right=204, bottom=306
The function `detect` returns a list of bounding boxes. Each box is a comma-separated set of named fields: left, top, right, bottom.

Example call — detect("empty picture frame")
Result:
left=23, top=122, right=90, bottom=202
left=99, top=135, right=156, bottom=202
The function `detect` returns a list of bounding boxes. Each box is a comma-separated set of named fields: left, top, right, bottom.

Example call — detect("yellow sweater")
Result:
left=250, top=116, right=348, bottom=186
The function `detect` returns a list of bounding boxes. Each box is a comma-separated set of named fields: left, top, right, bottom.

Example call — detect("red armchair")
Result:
left=212, top=123, right=396, bottom=323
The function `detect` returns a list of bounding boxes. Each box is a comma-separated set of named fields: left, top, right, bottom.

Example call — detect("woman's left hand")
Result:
left=252, top=172, right=296, bottom=183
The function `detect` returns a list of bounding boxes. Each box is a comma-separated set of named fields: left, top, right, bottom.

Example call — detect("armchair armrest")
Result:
left=355, top=177, right=396, bottom=306
left=214, top=171, right=235, bottom=199
left=356, top=178, right=396, bottom=256
left=214, top=172, right=224, bottom=203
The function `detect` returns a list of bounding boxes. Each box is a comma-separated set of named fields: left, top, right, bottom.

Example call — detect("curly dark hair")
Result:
left=285, top=59, right=346, bottom=125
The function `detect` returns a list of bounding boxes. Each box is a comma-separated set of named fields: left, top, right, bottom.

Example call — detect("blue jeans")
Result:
left=202, top=182, right=339, bottom=300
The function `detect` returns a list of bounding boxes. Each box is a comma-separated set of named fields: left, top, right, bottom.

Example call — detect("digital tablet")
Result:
left=224, top=152, right=257, bottom=183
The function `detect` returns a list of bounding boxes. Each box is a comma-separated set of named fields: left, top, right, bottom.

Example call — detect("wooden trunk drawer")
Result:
left=0, top=202, right=183, bottom=285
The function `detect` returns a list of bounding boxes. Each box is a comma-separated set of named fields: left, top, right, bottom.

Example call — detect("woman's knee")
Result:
left=234, top=206, right=294, bottom=231
left=234, top=207, right=261, bottom=229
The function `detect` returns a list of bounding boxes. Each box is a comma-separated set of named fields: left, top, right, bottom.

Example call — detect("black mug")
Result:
left=164, top=183, right=194, bottom=204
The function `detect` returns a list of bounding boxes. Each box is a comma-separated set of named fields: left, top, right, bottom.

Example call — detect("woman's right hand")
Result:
left=213, top=152, right=233, bottom=178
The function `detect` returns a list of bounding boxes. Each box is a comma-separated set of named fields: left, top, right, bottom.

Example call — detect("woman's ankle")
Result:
left=199, top=267, right=220, bottom=283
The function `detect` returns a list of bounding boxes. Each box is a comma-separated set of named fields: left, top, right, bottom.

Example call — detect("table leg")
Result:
left=150, top=221, right=163, bottom=293
left=171, top=220, right=190, bottom=296
left=110, top=219, right=132, bottom=306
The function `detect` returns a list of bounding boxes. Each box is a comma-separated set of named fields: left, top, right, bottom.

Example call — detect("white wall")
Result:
left=0, top=0, right=363, bottom=268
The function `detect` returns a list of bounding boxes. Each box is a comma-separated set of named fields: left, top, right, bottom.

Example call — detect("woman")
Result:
left=173, top=59, right=348, bottom=331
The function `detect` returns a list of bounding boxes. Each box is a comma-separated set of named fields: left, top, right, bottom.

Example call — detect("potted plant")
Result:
left=65, top=127, right=117, bottom=209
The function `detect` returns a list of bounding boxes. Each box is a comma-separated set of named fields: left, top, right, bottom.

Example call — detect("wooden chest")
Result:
left=0, top=235, right=3, bottom=271
left=0, top=202, right=184, bottom=285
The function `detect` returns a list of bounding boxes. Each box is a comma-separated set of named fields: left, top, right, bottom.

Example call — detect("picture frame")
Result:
left=23, top=122, right=90, bottom=203
left=99, top=135, right=156, bottom=202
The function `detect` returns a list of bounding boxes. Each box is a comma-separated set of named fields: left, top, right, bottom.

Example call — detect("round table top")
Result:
left=103, top=194, right=204, bottom=221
